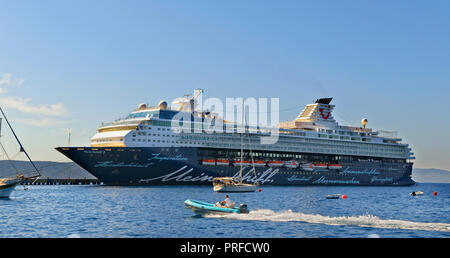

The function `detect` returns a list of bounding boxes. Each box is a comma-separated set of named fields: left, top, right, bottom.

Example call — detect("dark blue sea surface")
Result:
left=1, top=183, right=449, bottom=238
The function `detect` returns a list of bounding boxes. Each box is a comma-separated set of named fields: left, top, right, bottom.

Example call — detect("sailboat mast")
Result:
left=0, top=107, right=40, bottom=177
left=239, top=101, right=244, bottom=183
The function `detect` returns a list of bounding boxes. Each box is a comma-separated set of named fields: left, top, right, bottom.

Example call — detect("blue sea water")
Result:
left=0, top=183, right=449, bottom=238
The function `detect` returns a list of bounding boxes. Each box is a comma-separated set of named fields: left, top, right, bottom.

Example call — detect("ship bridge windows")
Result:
left=126, top=110, right=159, bottom=119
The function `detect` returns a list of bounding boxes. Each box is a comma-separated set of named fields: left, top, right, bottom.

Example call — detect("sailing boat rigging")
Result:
left=212, top=103, right=259, bottom=193
left=0, top=107, right=40, bottom=198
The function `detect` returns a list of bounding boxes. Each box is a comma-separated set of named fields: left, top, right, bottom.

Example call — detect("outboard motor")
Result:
left=238, top=204, right=249, bottom=214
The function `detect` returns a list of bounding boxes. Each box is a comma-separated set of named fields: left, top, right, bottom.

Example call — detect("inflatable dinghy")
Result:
left=184, top=200, right=249, bottom=215
left=326, top=194, right=341, bottom=199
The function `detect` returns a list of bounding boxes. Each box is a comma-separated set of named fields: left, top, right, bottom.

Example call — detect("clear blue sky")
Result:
left=0, top=0, right=449, bottom=170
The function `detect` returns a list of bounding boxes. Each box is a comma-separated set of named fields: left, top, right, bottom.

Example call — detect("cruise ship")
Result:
left=56, top=89, right=415, bottom=186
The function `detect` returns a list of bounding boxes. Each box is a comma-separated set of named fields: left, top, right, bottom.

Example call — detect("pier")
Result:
left=20, top=178, right=101, bottom=185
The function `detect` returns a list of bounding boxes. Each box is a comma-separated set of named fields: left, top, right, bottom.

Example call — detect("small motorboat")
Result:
left=184, top=199, right=249, bottom=215
left=326, top=194, right=341, bottom=199
left=410, top=191, right=424, bottom=196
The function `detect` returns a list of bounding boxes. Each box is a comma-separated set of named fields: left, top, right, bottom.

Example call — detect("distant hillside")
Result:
left=412, top=168, right=450, bottom=183
left=0, top=160, right=96, bottom=179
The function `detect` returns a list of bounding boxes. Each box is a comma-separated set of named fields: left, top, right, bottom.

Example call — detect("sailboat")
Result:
left=0, top=108, right=40, bottom=198
left=212, top=105, right=258, bottom=193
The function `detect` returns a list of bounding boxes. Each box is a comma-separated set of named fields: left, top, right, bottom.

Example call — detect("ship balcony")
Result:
left=91, top=130, right=130, bottom=147
left=98, top=123, right=141, bottom=133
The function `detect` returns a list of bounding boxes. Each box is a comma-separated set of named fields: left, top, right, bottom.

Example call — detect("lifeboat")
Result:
left=300, top=163, right=315, bottom=171
left=313, top=163, right=328, bottom=169
left=202, top=159, right=216, bottom=166
left=283, top=160, right=299, bottom=168
left=328, top=164, right=343, bottom=170
left=267, top=161, right=284, bottom=167
left=233, top=160, right=250, bottom=166
left=251, top=160, right=267, bottom=167
left=216, top=159, right=229, bottom=166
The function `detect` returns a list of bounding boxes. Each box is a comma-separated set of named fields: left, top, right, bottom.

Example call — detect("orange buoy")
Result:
left=342, top=195, right=347, bottom=199
left=433, top=191, right=437, bottom=196
left=258, top=189, right=262, bottom=192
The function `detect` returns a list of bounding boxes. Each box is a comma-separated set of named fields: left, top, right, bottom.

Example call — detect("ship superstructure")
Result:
left=57, top=89, right=415, bottom=186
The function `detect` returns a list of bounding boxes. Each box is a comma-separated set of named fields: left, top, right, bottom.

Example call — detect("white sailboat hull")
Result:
left=0, top=182, right=17, bottom=198
left=213, top=183, right=257, bottom=193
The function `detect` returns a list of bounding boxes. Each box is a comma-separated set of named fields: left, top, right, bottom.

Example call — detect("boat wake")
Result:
left=206, top=209, right=450, bottom=232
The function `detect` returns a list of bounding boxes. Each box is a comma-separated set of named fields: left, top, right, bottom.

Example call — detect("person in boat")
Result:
left=220, top=195, right=233, bottom=208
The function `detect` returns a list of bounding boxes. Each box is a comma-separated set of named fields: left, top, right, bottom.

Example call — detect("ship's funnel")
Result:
left=296, top=98, right=336, bottom=124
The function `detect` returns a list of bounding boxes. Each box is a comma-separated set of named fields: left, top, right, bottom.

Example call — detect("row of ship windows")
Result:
left=133, top=125, right=401, bottom=152
left=277, top=140, right=403, bottom=152
left=134, top=134, right=175, bottom=137
left=125, top=138, right=404, bottom=156
left=133, top=134, right=382, bottom=152
left=203, top=143, right=405, bottom=158
left=99, top=134, right=405, bottom=153
left=317, top=128, right=370, bottom=137
left=180, top=133, right=385, bottom=146
left=129, top=139, right=401, bottom=155
left=129, top=125, right=404, bottom=152
left=123, top=141, right=405, bottom=159
left=138, top=122, right=378, bottom=143
left=134, top=127, right=172, bottom=136
left=198, top=149, right=405, bottom=162
left=93, top=138, right=124, bottom=142
left=133, top=139, right=178, bottom=143
left=178, top=135, right=405, bottom=153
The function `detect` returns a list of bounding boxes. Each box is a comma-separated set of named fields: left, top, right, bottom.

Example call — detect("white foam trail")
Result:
left=67, top=233, right=81, bottom=238
left=206, top=209, right=450, bottom=232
